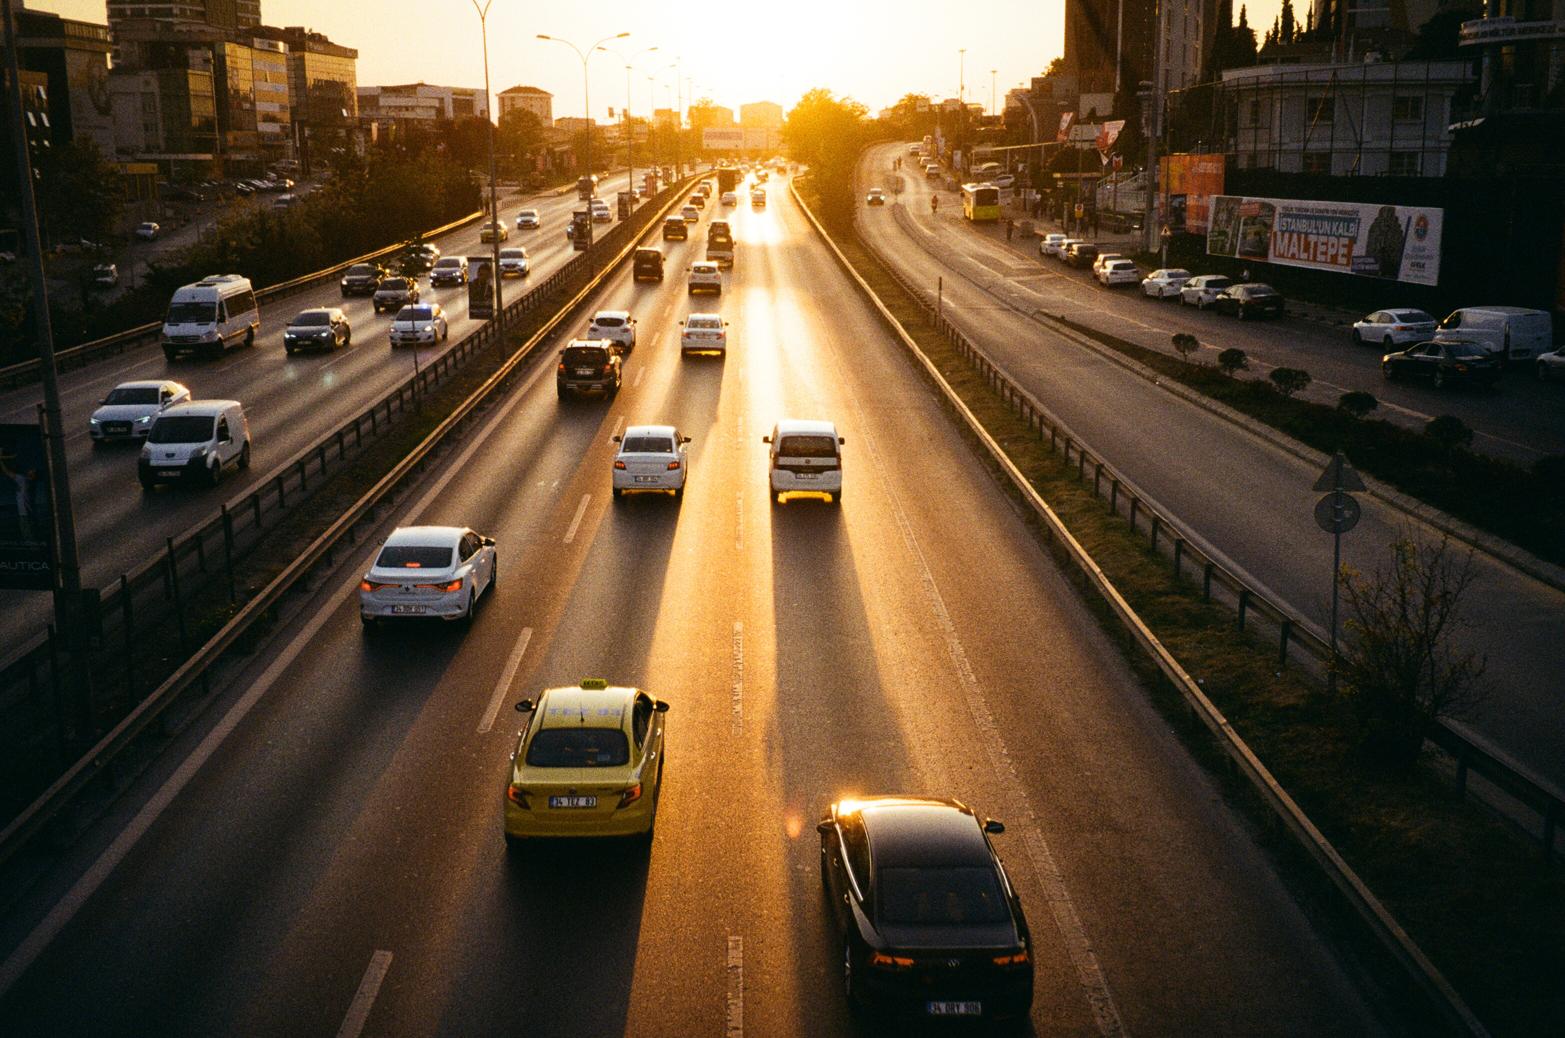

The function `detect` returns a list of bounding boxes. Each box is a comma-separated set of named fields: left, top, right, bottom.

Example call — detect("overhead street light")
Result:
left=599, top=43, right=658, bottom=201
left=469, top=0, right=502, bottom=320
left=537, top=31, right=630, bottom=192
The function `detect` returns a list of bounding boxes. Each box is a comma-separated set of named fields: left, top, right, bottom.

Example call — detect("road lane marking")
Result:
left=735, top=493, right=743, bottom=552
left=562, top=493, right=590, bottom=544
left=726, top=935, right=744, bottom=1038
left=730, top=621, right=744, bottom=735
left=633, top=366, right=645, bottom=388
left=336, top=949, right=393, bottom=1038
left=610, top=415, right=624, bottom=440
left=479, top=626, right=533, bottom=734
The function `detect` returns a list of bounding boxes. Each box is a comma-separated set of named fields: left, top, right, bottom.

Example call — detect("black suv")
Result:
left=633, top=248, right=665, bottom=282
left=398, top=245, right=439, bottom=276
left=340, top=263, right=388, bottom=297
left=662, top=216, right=688, bottom=241
left=557, top=339, right=623, bottom=400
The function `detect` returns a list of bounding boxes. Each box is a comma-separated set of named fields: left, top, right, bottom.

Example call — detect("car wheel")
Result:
left=672, top=484, right=683, bottom=501
left=244, top=328, right=255, bottom=348
left=487, top=557, right=497, bottom=596
left=504, top=832, right=525, bottom=853
left=442, top=324, right=449, bottom=342
left=238, top=442, right=251, bottom=470
left=1434, top=368, right=1448, bottom=390
left=842, top=939, right=859, bottom=1009
left=343, top=329, right=352, bottom=347
left=163, top=347, right=177, bottom=362
left=1351, top=329, right=1362, bottom=346
left=140, top=478, right=156, bottom=492
left=1538, top=363, right=1550, bottom=383
left=207, top=458, right=222, bottom=487
left=1382, top=362, right=1396, bottom=380
left=557, top=384, right=568, bottom=400
left=832, top=489, right=843, bottom=506
left=461, top=590, right=476, bottom=627
left=360, top=615, right=379, bottom=632
left=1383, top=336, right=1394, bottom=351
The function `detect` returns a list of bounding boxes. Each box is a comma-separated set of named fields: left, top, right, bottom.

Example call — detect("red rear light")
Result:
left=617, top=783, right=643, bottom=808
left=667, top=460, right=681, bottom=470
left=993, top=950, right=1031, bottom=967
left=557, top=362, right=566, bottom=374
left=614, top=460, right=626, bottom=470
left=359, top=580, right=380, bottom=592
left=1454, top=364, right=1468, bottom=373
left=868, top=952, right=915, bottom=970
left=507, top=785, right=530, bottom=808
left=602, top=364, right=614, bottom=376
left=415, top=578, right=464, bottom=592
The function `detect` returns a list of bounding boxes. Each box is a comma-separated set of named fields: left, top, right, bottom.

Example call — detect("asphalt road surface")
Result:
left=0, top=174, right=1390, bottom=1036
left=0, top=173, right=635, bottom=656
left=858, top=143, right=1565, bottom=793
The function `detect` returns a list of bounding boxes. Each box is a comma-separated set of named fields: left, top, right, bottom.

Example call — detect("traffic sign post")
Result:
left=1312, top=452, right=1365, bottom=684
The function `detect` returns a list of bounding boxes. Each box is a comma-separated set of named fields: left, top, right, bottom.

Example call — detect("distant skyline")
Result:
left=24, top=0, right=1289, bottom=119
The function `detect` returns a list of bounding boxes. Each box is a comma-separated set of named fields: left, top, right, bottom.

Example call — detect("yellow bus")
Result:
left=962, top=182, right=1001, bottom=222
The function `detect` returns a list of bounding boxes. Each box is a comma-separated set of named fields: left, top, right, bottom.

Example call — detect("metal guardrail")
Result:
left=792, top=178, right=1492, bottom=1037
left=0, top=176, right=700, bottom=855
left=0, top=208, right=489, bottom=391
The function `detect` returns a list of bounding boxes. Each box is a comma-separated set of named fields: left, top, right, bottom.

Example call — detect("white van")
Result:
left=161, top=274, right=260, bottom=360
left=764, top=419, right=845, bottom=506
left=138, top=400, right=251, bottom=488
left=1434, top=306, right=1554, bottom=361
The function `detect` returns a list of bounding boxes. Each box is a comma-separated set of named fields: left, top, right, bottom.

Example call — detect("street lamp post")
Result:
left=959, top=48, right=966, bottom=105
left=990, top=69, right=997, bottom=117
left=600, top=44, right=657, bottom=202
left=537, top=31, right=629, bottom=195
left=469, top=0, right=502, bottom=321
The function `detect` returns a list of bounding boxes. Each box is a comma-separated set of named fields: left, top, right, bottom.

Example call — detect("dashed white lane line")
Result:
left=479, top=626, right=533, bottom=734
left=735, top=492, right=743, bottom=552
left=725, top=935, right=744, bottom=1037
left=562, top=493, right=591, bottom=545
left=611, top=415, right=624, bottom=440
left=633, top=366, right=646, bottom=388
left=730, top=621, right=744, bottom=736
left=336, top=949, right=393, bottom=1038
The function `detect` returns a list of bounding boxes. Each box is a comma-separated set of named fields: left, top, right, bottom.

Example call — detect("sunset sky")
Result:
left=24, top=0, right=1284, bottom=119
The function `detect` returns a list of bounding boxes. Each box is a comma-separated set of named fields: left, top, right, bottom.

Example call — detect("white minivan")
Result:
left=1435, top=306, right=1554, bottom=361
left=161, top=274, right=260, bottom=360
left=764, top=419, right=845, bottom=506
left=138, top=400, right=251, bottom=488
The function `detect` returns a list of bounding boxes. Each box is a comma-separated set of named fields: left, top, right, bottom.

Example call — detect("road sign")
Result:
left=1314, top=492, right=1361, bottom=534
left=1312, top=452, right=1366, bottom=492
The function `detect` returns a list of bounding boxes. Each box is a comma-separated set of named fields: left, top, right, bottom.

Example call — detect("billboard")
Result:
left=1159, top=154, right=1225, bottom=234
left=702, top=128, right=779, bottom=151
left=0, top=424, right=55, bottom=591
left=701, top=129, right=744, bottom=150
left=1207, top=195, right=1443, bottom=285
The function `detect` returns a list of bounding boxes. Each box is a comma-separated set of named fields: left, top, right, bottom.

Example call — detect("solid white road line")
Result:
left=479, top=627, right=533, bottom=734
left=562, top=493, right=590, bottom=545
left=633, top=366, right=645, bottom=388
left=725, top=935, right=744, bottom=1038
left=611, top=415, right=624, bottom=440
left=730, top=621, right=744, bottom=736
left=336, top=949, right=393, bottom=1038
left=734, top=493, right=743, bottom=552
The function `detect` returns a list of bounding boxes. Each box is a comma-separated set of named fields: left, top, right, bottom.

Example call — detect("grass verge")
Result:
left=809, top=188, right=1563, bottom=1036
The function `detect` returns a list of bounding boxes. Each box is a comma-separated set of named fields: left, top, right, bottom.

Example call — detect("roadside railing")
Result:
left=0, top=176, right=698, bottom=845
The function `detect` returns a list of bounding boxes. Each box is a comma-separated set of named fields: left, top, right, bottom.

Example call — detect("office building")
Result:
left=11, top=3, right=116, bottom=156
left=498, top=84, right=552, bottom=124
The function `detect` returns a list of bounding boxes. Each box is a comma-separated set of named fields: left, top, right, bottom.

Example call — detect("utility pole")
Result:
left=470, top=0, right=502, bottom=319
left=959, top=48, right=966, bottom=105
left=990, top=69, right=997, bottom=117
left=1144, top=0, right=1164, bottom=255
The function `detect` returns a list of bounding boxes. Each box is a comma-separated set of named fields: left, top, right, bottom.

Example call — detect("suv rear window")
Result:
left=778, top=435, right=837, bottom=458
left=622, top=435, right=673, bottom=453
left=380, top=278, right=409, bottom=291
left=592, top=316, right=624, bottom=328
left=563, top=346, right=609, bottom=366
left=376, top=545, right=453, bottom=568
left=526, top=727, right=630, bottom=767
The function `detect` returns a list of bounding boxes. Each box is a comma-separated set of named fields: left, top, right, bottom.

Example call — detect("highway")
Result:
left=0, top=174, right=1389, bottom=1036
left=858, top=142, right=1565, bottom=791
left=0, top=172, right=634, bottom=656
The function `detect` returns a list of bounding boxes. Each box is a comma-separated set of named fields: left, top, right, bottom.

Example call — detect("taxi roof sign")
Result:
left=579, top=677, right=609, bottom=690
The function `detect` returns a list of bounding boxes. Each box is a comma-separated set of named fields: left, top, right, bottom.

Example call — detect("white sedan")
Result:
left=680, top=313, right=728, bottom=357
left=611, top=425, right=691, bottom=500
left=1179, top=274, right=1233, bottom=309
left=720, top=191, right=738, bottom=206
left=389, top=303, right=449, bottom=347
left=89, top=379, right=190, bottom=445
left=1096, top=260, right=1140, bottom=287
left=1039, top=233, right=1069, bottom=258
left=515, top=208, right=540, bottom=229
left=1141, top=268, right=1192, bottom=299
left=359, top=525, right=496, bottom=627
left=1537, top=347, right=1565, bottom=383
left=1351, top=309, right=1437, bottom=349
left=688, top=261, right=722, bottom=295
left=498, top=247, right=530, bottom=278
left=680, top=204, right=701, bottom=223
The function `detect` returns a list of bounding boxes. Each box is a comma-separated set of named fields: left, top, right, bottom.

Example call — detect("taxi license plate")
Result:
left=635, top=476, right=659, bottom=484
left=391, top=605, right=424, bottom=614
left=549, top=796, right=597, bottom=809
left=794, top=471, right=817, bottom=479
left=927, top=1002, right=981, bottom=1016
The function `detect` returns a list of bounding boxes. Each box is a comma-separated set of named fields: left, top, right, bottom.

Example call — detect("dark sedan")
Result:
left=398, top=245, right=440, bottom=276
left=1065, top=243, right=1099, bottom=269
left=1211, top=283, right=1285, bottom=320
left=339, top=263, right=389, bottom=297
left=819, top=796, right=1034, bottom=1024
left=1382, top=339, right=1500, bottom=389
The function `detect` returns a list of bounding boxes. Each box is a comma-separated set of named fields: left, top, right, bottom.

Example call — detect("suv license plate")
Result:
left=927, top=1002, right=981, bottom=1016
left=549, top=796, right=597, bottom=809
left=635, top=476, right=660, bottom=483
left=391, top=605, right=424, bottom=615
left=575, top=368, right=596, bottom=376
left=158, top=469, right=180, bottom=477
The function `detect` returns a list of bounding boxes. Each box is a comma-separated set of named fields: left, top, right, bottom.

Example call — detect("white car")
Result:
left=1096, top=259, right=1140, bottom=287
left=90, top=379, right=190, bottom=445
left=992, top=173, right=1016, bottom=189
left=865, top=188, right=887, bottom=206
left=1092, top=253, right=1128, bottom=277
left=139, top=399, right=250, bottom=488
left=359, top=525, right=496, bottom=627
left=688, top=261, right=722, bottom=295
left=1535, top=346, right=1565, bottom=382
left=1038, top=233, right=1069, bottom=258
left=1141, top=268, right=1192, bottom=298
left=1179, top=274, right=1233, bottom=309
left=680, top=313, right=728, bottom=357
left=1352, top=308, right=1437, bottom=349
left=135, top=221, right=160, bottom=241
left=498, top=247, right=530, bottom=278
left=590, top=201, right=612, bottom=224
left=587, top=309, right=637, bottom=351
left=720, top=191, right=738, bottom=206
left=1052, top=238, right=1083, bottom=261
left=92, top=263, right=118, bottom=287
left=764, top=419, right=845, bottom=506
left=611, top=425, right=691, bottom=500
left=390, top=303, right=449, bottom=347
left=750, top=188, right=767, bottom=208
left=515, top=208, right=540, bottom=229
left=680, top=204, right=701, bottom=223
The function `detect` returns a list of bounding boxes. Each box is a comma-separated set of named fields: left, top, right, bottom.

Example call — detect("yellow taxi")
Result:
left=505, top=678, right=668, bottom=846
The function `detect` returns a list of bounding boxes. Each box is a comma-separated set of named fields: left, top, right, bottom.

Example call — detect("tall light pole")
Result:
left=537, top=30, right=629, bottom=191
left=600, top=44, right=657, bottom=200
left=958, top=48, right=966, bottom=105
left=469, top=0, right=502, bottom=320
left=990, top=69, right=997, bottom=117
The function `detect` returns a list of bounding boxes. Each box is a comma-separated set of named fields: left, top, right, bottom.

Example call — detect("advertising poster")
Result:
left=1207, top=195, right=1443, bottom=285
left=1159, top=154, right=1225, bottom=234
left=0, top=424, right=55, bottom=591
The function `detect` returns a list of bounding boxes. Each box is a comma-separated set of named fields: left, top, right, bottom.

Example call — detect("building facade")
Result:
left=739, top=100, right=783, bottom=128
left=498, top=84, right=551, bottom=124
left=13, top=5, right=116, bottom=156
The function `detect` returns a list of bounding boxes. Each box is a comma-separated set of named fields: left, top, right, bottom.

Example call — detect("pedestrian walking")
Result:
left=1005, top=217, right=1014, bottom=241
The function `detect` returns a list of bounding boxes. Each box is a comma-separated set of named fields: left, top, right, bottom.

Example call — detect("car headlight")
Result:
left=190, top=446, right=208, bottom=460
left=421, top=326, right=434, bottom=334
left=135, top=415, right=152, bottom=424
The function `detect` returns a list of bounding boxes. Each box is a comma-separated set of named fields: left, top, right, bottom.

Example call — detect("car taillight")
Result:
left=1454, top=364, right=1468, bottom=373
left=602, top=364, right=614, bottom=376
left=1393, top=325, right=1408, bottom=331
left=617, top=783, right=643, bottom=808
left=993, top=950, right=1031, bottom=967
left=415, top=578, right=464, bottom=592
left=868, top=952, right=914, bottom=970
left=360, top=580, right=390, bottom=592
left=667, top=460, right=681, bottom=471
left=614, top=460, right=627, bottom=470
left=507, top=785, right=530, bottom=808
left=557, top=362, right=566, bottom=374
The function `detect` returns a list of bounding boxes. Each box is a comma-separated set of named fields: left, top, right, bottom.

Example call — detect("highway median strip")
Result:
left=795, top=176, right=1562, bottom=1038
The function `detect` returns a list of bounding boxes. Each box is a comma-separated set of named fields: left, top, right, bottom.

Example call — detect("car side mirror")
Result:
left=515, top=699, right=534, bottom=713
left=654, top=701, right=669, bottom=713
left=681, top=436, right=691, bottom=444
left=99, top=398, right=107, bottom=405
left=838, top=437, right=846, bottom=445
left=762, top=435, right=772, bottom=444
left=984, top=819, right=1005, bottom=834
left=557, top=349, right=565, bottom=357
left=816, top=821, right=834, bottom=836
left=612, top=435, right=622, bottom=443
left=481, top=536, right=495, bottom=547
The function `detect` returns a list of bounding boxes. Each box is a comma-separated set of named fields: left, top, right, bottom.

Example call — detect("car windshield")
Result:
left=166, top=301, right=215, bottom=324
left=375, top=545, right=453, bottom=569
left=1206, top=277, right=1232, bottom=288
left=593, top=316, right=624, bottom=327
left=1248, top=285, right=1279, bottom=296
left=434, top=258, right=460, bottom=268
left=149, top=415, right=214, bottom=444
left=398, top=307, right=434, bottom=322
left=105, top=387, right=161, bottom=405
left=563, top=346, right=608, bottom=366
left=1167, top=269, right=1190, bottom=278
left=1446, top=342, right=1488, bottom=359
left=694, top=265, right=717, bottom=274
left=688, top=318, right=721, bottom=330
left=346, top=265, right=378, bottom=277
left=291, top=311, right=331, bottom=326
left=520, top=210, right=538, bottom=218
left=622, top=435, right=674, bottom=454
left=381, top=278, right=409, bottom=291
left=877, top=866, right=1011, bottom=925
left=1395, top=310, right=1434, bottom=323
left=778, top=435, right=837, bottom=458
left=500, top=249, right=526, bottom=259
left=526, top=727, right=630, bottom=767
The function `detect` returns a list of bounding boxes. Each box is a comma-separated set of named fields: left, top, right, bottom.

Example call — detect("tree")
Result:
left=879, top=94, right=937, bottom=139
left=783, top=88, right=869, bottom=225
left=1336, top=536, right=1487, bottom=768
left=1172, top=333, right=1200, bottom=363
left=1407, top=6, right=1481, bottom=60
left=35, top=139, right=122, bottom=246
left=444, top=116, right=494, bottom=170
left=1269, top=367, right=1311, bottom=396
left=1217, top=348, right=1249, bottom=376
left=498, top=109, right=544, bottom=178
left=1280, top=0, right=1298, bottom=43
left=1337, top=391, right=1379, bottom=419
left=1424, top=414, right=1473, bottom=454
